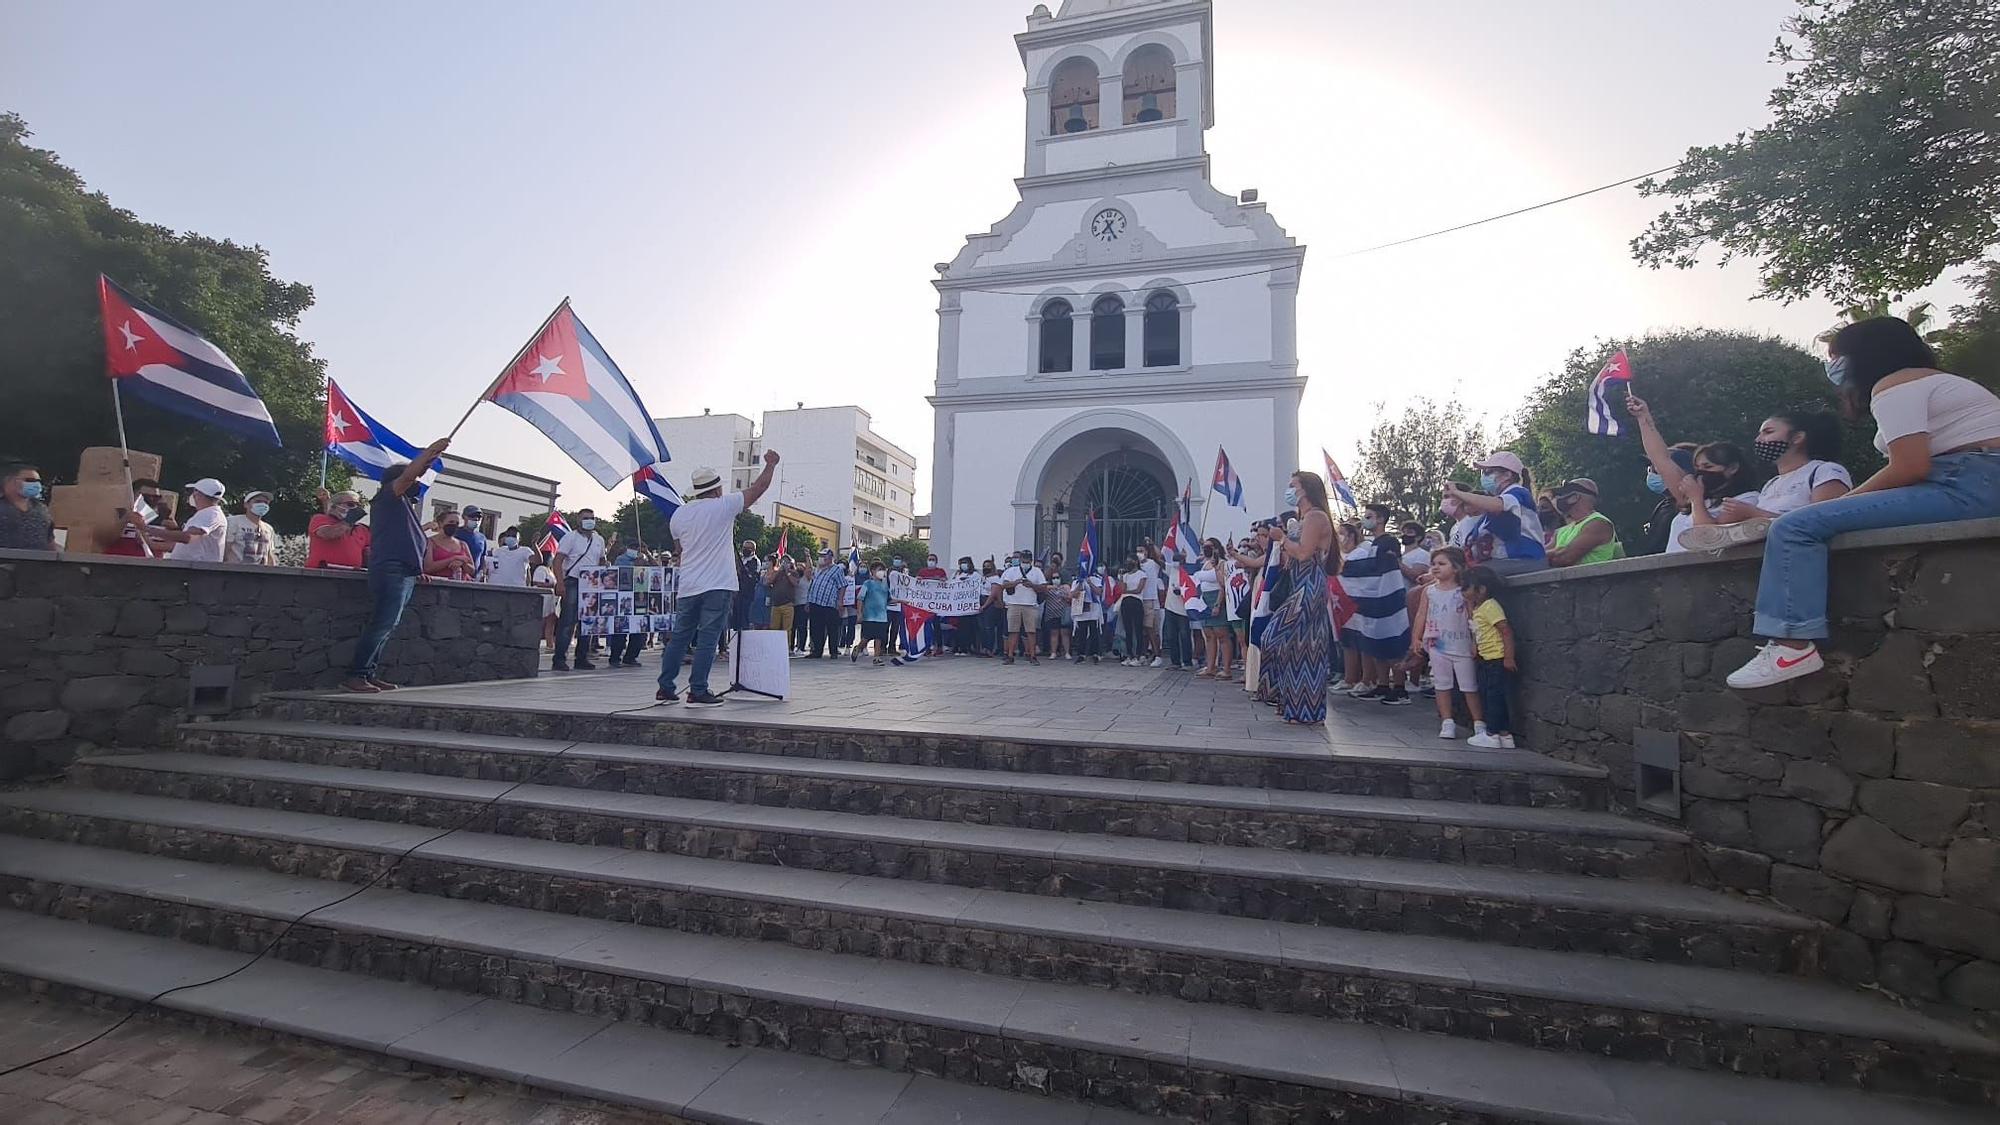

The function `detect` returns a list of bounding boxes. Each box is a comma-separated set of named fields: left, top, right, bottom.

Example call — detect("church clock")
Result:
left=1090, top=208, right=1126, bottom=242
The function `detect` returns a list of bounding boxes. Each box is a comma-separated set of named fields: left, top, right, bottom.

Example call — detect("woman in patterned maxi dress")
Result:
left=1259, top=470, right=1337, bottom=724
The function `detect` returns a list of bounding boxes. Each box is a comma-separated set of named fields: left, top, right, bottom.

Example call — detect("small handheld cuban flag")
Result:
left=633, top=463, right=682, bottom=523
left=99, top=275, right=281, bottom=446
left=326, top=379, right=442, bottom=492
left=1321, top=448, right=1357, bottom=511
left=1177, top=565, right=1208, bottom=623
left=1212, top=447, right=1244, bottom=510
left=1588, top=350, right=1634, bottom=437
left=538, top=509, right=572, bottom=558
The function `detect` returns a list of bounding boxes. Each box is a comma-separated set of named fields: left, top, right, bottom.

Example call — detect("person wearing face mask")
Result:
left=307, top=489, right=371, bottom=569
left=223, top=490, right=279, bottom=565
left=0, top=462, right=56, bottom=552
left=343, top=438, right=451, bottom=693
left=485, top=525, right=537, bottom=588
left=658, top=453, right=780, bottom=703
left=1677, top=409, right=1853, bottom=552
left=425, top=511, right=476, bottom=581
left=1441, top=451, right=1547, bottom=576
left=916, top=554, right=948, bottom=654
left=551, top=506, right=609, bottom=671
left=1637, top=444, right=1698, bottom=556
left=999, top=548, right=1047, bottom=666
left=765, top=555, right=800, bottom=647
left=855, top=564, right=893, bottom=665
left=104, top=477, right=172, bottom=558
left=1546, top=479, right=1620, bottom=568
left=453, top=506, right=489, bottom=573
left=948, top=556, right=978, bottom=654
left=978, top=558, right=1006, bottom=655
left=1626, top=395, right=1766, bottom=556
left=142, top=478, right=230, bottom=562
left=1338, top=501, right=1411, bottom=704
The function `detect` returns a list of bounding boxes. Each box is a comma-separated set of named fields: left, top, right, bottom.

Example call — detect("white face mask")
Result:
left=579, top=518, right=596, bottom=531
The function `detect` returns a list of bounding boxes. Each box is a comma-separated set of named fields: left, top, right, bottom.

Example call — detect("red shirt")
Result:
left=306, top=514, right=371, bottom=569
left=917, top=566, right=947, bottom=580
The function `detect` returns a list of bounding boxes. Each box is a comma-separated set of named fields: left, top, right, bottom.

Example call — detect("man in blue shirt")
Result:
left=453, top=505, right=489, bottom=574
left=343, top=438, right=449, bottom=694
left=805, top=549, right=849, bottom=659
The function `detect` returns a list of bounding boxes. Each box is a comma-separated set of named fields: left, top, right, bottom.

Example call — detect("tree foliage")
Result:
left=1631, top=0, right=2000, bottom=302
left=0, top=113, right=330, bottom=531
left=1349, top=396, right=1487, bottom=523
left=1929, top=261, right=2000, bottom=390
left=1510, top=330, right=1879, bottom=550
left=863, top=535, right=931, bottom=571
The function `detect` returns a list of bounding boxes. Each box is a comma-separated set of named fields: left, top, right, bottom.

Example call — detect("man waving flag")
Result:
left=326, top=379, right=441, bottom=490
left=99, top=276, right=281, bottom=446
left=478, top=299, right=669, bottom=488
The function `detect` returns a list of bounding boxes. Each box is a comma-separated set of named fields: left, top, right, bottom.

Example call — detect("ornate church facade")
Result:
left=928, top=0, right=1306, bottom=564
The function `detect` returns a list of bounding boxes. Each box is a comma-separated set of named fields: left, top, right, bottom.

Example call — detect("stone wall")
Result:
left=0, top=550, right=543, bottom=780
left=1503, top=518, right=2000, bottom=1021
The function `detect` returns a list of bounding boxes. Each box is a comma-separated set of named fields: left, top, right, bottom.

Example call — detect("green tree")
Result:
left=0, top=113, right=332, bottom=532
left=1349, top=396, right=1487, bottom=523
left=863, top=535, right=931, bottom=571
left=1928, top=261, right=2000, bottom=389
left=1510, top=329, right=1878, bottom=551
left=763, top=521, right=819, bottom=561
left=608, top=496, right=673, bottom=552
left=1632, top=0, right=2000, bottom=302
left=732, top=509, right=769, bottom=554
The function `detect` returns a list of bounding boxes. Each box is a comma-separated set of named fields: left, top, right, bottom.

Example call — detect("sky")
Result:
left=6, top=0, right=1969, bottom=515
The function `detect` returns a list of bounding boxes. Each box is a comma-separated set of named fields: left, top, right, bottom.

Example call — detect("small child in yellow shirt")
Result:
left=1463, top=566, right=1518, bottom=750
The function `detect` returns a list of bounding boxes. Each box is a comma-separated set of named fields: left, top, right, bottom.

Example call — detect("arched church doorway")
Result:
left=1034, top=445, right=1174, bottom=566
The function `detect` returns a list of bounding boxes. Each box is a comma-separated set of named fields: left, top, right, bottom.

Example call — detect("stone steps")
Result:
left=174, top=720, right=1688, bottom=878
left=0, top=908, right=1153, bottom=1125
left=0, top=814, right=1988, bottom=1103
left=0, top=858, right=1990, bottom=1123
left=260, top=694, right=1612, bottom=808
left=63, top=751, right=1811, bottom=969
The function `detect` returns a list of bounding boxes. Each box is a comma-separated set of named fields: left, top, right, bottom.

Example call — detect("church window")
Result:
left=1142, top=290, right=1180, bottom=367
left=1121, top=45, right=1177, bottom=125
left=1038, top=299, right=1073, bottom=373
left=1090, top=295, right=1125, bottom=370
left=1049, top=57, right=1100, bottom=134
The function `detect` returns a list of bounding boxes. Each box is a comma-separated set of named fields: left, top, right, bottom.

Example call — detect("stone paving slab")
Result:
left=266, top=655, right=1603, bottom=777
left=67, top=750, right=1794, bottom=930
left=4, top=830, right=1982, bottom=1054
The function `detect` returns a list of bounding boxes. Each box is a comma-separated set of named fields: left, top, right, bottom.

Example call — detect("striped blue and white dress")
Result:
left=1338, top=534, right=1411, bottom=660
left=1260, top=535, right=1333, bottom=724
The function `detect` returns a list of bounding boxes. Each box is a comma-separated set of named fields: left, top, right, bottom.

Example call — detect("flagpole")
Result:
left=108, top=380, right=154, bottom=559
left=1195, top=475, right=1211, bottom=546
left=447, top=296, right=570, bottom=441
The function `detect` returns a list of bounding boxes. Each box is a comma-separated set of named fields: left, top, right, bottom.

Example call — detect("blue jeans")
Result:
left=657, top=588, right=733, bottom=696
left=1477, top=659, right=1513, bottom=735
left=351, top=562, right=419, bottom=679
left=1755, top=451, right=2000, bottom=638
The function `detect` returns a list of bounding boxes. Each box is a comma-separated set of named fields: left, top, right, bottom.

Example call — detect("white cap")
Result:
left=185, top=478, right=226, bottom=500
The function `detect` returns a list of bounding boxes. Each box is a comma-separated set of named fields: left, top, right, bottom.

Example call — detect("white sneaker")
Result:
left=1726, top=641, right=1823, bottom=689
left=1329, top=680, right=1351, bottom=693
left=1120, top=659, right=1135, bottom=667
left=1150, top=657, right=1165, bottom=668
left=1346, top=682, right=1377, bottom=697
left=1677, top=517, right=1774, bottom=555
left=1438, top=720, right=1457, bottom=739
left=1497, top=734, right=1517, bottom=749
left=1466, top=733, right=1503, bottom=749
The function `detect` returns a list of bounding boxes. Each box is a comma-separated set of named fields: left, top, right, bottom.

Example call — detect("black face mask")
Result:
left=1697, top=470, right=1731, bottom=492
left=1752, top=438, right=1792, bottom=463
left=1400, top=534, right=1419, bottom=545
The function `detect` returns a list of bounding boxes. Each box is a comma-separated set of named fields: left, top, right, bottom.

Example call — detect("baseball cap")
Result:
left=243, top=489, right=273, bottom=503
left=185, top=478, right=226, bottom=500
left=689, top=467, right=722, bottom=492
left=1555, top=477, right=1600, bottom=499
left=1476, top=451, right=1526, bottom=478
left=461, top=505, right=482, bottom=519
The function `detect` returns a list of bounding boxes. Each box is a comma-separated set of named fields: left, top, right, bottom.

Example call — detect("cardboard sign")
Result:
left=887, top=572, right=988, bottom=617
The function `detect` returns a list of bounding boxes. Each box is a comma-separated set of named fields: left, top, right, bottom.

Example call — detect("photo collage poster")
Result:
left=575, top=567, right=675, bottom=636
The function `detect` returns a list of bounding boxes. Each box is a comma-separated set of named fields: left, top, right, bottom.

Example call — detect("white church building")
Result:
left=928, top=0, right=1306, bottom=566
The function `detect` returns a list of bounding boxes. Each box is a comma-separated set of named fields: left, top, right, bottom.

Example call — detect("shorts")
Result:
left=861, top=620, right=890, bottom=643
left=1429, top=649, right=1479, bottom=691
left=1006, top=603, right=1037, bottom=635
left=1142, top=601, right=1162, bottom=629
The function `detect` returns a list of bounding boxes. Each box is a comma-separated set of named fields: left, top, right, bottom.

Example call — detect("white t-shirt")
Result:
left=1755, top=460, right=1852, bottom=516
left=1000, top=565, right=1045, bottom=606
left=1164, top=563, right=1187, bottom=614
left=555, top=529, right=606, bottom=574
left=1448, top=516, right=1478, bottom=549
left=532, top=563, right=557, bottom=616
left=1070, top=575, right=1104, bottom=622
left=983, top=574, right=1003, bottom=605
left=223, top=513, right=276, bottom=565
left=1138, top=558, right=1162, bottom=604
left=1401, top=544, right=1432, bottom=577
left=1118, top=568, right=1146, bottom=605
left=170, top=505, right=227, bottom=562
left=1871, top=373, right=2000, bottom=454
left=666, top=493, right=745, bottom=596
left=1666, top=494, right=1758, bottom=554
left=487, top=543, right=536, bottom=587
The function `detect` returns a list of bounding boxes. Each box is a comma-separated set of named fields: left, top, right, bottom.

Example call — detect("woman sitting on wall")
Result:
left=1681, top=408, right=1854, bottom=552
left=1727, top=317, right=2000, bottom=689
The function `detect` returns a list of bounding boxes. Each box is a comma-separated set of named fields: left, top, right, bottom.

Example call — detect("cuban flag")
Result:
left=482, top=300, right=669, bottom=488
left=99, top=276, right=281, bottom=446
left=774, top=526, right=790, bottom=561
left=894, top=605, right=933, bottom=665
left=1161, top=506, right=1194, bottom=567
left=538, top=509, right=572, bottom=558
left=1321, top=448, right=1356, bottom=510
left=1076, top=511, right=1103, bottom=604
left=1211, top=447, right=1243, bottom=510
left=633, top=463, right=682, bottom=523
left=326, top=379, right=441, bottom=491
left=1327, top=575, right=1358, bottom=633
left=1248, top=539, right=1283, bottom=646
left=1588, top=350, right=1633, bottom=437
left=1226, top=565, right=1250, bottom=619
left=847, top=544, right=861, bottom=573
left=1177, top=564, right=1209, bottom=623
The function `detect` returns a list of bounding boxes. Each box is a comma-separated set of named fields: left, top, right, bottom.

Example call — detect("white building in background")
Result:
left=653, top=406, right=918, bottom=549
left=928, top=0, right=1306, bottom=565
left=425, top=455, right=558, bottom=537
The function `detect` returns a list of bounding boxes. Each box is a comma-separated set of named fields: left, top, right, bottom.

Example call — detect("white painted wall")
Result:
left=653, top=414, right=753, bottom=498
left=975, top=199, right=1091, bottom=268
left=1124, top=189, right=1255, bottom=248
left=755, top=407, right=918, bottom=548
left=1042, top=124, right=1181, bottom=174
left=953, top=262, right=1272, bottom=377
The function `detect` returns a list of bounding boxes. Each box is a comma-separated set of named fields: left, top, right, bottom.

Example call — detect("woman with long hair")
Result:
left=1257, top=470, right=1338, bottom=724
left=1726, top=317, right=2000, bottom=688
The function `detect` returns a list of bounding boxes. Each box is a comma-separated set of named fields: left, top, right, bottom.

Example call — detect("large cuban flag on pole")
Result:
left=326, top=378, right=441, bottom=490
left=98, top=276, right=281, bottom=446
left=474, top=300, right=669, bottom=488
